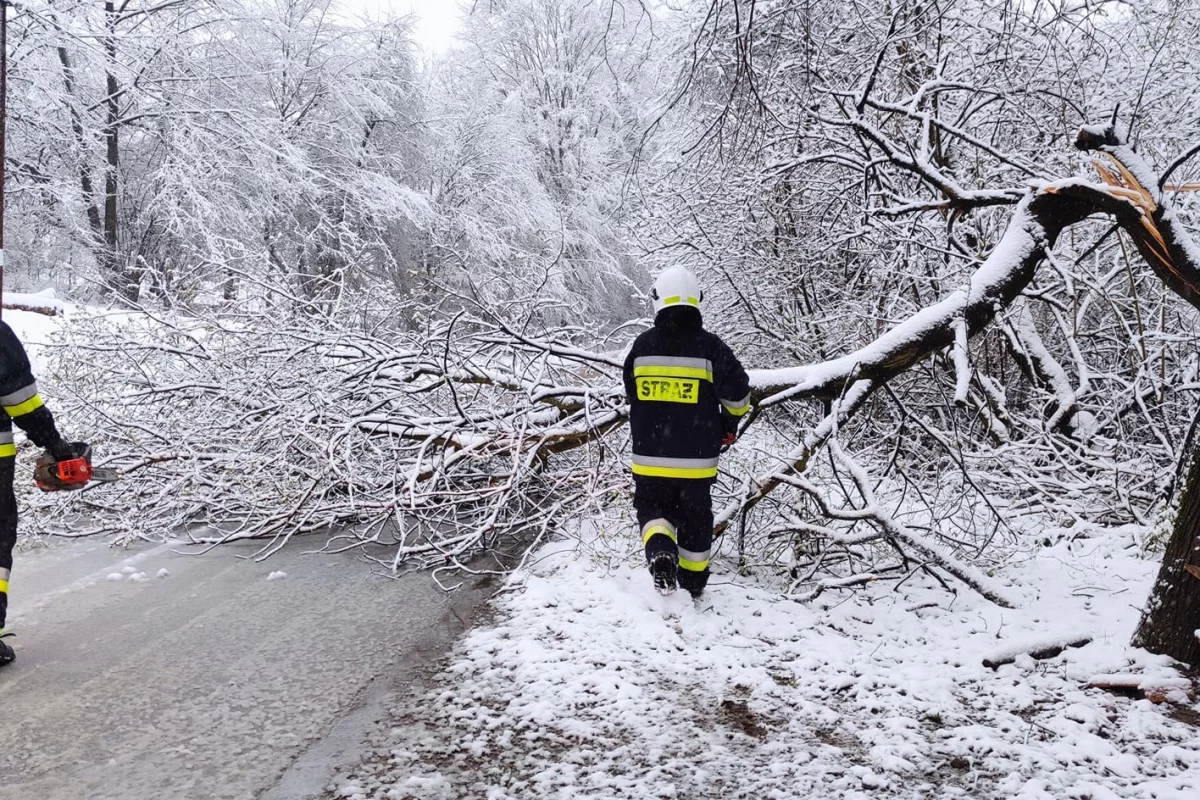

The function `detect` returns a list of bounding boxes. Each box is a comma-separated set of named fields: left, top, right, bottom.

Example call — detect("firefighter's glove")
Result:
left=48, top=438, right=77, bottom=462
left=58, top=441, right=92, bottom=461
left=721, top=432, right=737, bottom=449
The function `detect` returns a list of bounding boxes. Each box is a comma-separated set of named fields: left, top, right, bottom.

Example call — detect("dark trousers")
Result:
left=634, top=475, right=714, bottom=594
left=0, top=455, right=14, bottom=630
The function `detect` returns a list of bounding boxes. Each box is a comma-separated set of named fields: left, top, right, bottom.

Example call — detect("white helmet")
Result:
left=650, top=267, right=703, bottom=314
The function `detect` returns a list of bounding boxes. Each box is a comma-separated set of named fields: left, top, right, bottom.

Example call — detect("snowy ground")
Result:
left=330, top=522, right=1200, bottom=800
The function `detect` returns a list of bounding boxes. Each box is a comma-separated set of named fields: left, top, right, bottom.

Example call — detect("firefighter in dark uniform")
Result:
left=623, top=267, right=750, bottom=598
left=0, top=319, right=79, bottom=666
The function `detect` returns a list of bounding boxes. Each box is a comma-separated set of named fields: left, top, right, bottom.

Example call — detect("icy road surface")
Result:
left=0, top=537, right=487, bottom=799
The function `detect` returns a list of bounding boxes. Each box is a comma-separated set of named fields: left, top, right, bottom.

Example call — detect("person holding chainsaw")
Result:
left=0, top=318, right=88, bottom=667
left=623, top=267, right=751, bottom=600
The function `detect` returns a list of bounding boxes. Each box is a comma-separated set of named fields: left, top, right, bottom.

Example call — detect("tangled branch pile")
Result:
left=29, top=120, right=1200, bottom=608
left=29, top=307, right=627, bottom=579
left=16, top=1, right=1200, bottom=612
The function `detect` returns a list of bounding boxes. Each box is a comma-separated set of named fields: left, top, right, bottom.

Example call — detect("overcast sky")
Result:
left=344, top=0, right=463, bottom=54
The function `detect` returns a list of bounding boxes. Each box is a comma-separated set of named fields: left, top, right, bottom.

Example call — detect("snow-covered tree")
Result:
left=422, top=0, right=663, bottom=322
left=16, top=0, right=1200, bottom=668
left=5, top=0, right=429, bottom=313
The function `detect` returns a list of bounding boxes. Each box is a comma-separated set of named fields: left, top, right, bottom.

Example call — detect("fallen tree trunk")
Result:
left=2, top=299, right=60, bottom=316
left=1088, top=673, right=1194, bottom=704
left=718, top=126, right=1200, bottom=540
left=708, top=124, right=1200, bottom=609
left=748, top=127, right=1200, bottom=407
left=983, top=635, right=1093, bottom=670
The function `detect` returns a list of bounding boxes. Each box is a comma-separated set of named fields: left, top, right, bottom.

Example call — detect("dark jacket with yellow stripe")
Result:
left=0, top=320, right=66, bottom=458
left=623, top=307, right=751, bottom=479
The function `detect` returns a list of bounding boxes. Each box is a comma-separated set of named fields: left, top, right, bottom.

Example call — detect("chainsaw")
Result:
left=34, top=443, right=120, bottom=492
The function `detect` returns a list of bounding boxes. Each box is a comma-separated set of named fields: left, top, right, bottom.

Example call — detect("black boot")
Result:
left=0, top=633, right=14, bottom=667
left=677, top=569, right=708, bottom=601
left=649, top=552, right=677, bottom=595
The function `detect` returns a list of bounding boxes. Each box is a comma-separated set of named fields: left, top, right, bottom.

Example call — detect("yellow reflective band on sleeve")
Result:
left=5, top=393, right=45, bottom=418
left=634, top=365, right=713, bottom=382
left=0, top=579, right=8, bottom=594
left=642, top=525, right=677, bottom=546
left=632, top=463, right=719, bottom=479
left=678, top=557, right=710, bottom=572
left=0, top=443, right=14, bottom=459
left=0, top=382, right=38, bottom=407
left=721, top=401, right=751, bottom=417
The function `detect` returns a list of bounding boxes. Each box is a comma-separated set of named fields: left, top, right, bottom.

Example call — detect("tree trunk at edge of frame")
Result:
left=1133, top=441, right=1200, bottom=670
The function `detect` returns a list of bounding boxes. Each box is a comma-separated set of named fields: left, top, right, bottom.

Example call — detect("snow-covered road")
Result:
left=0, top=537, right=487, bottom=800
